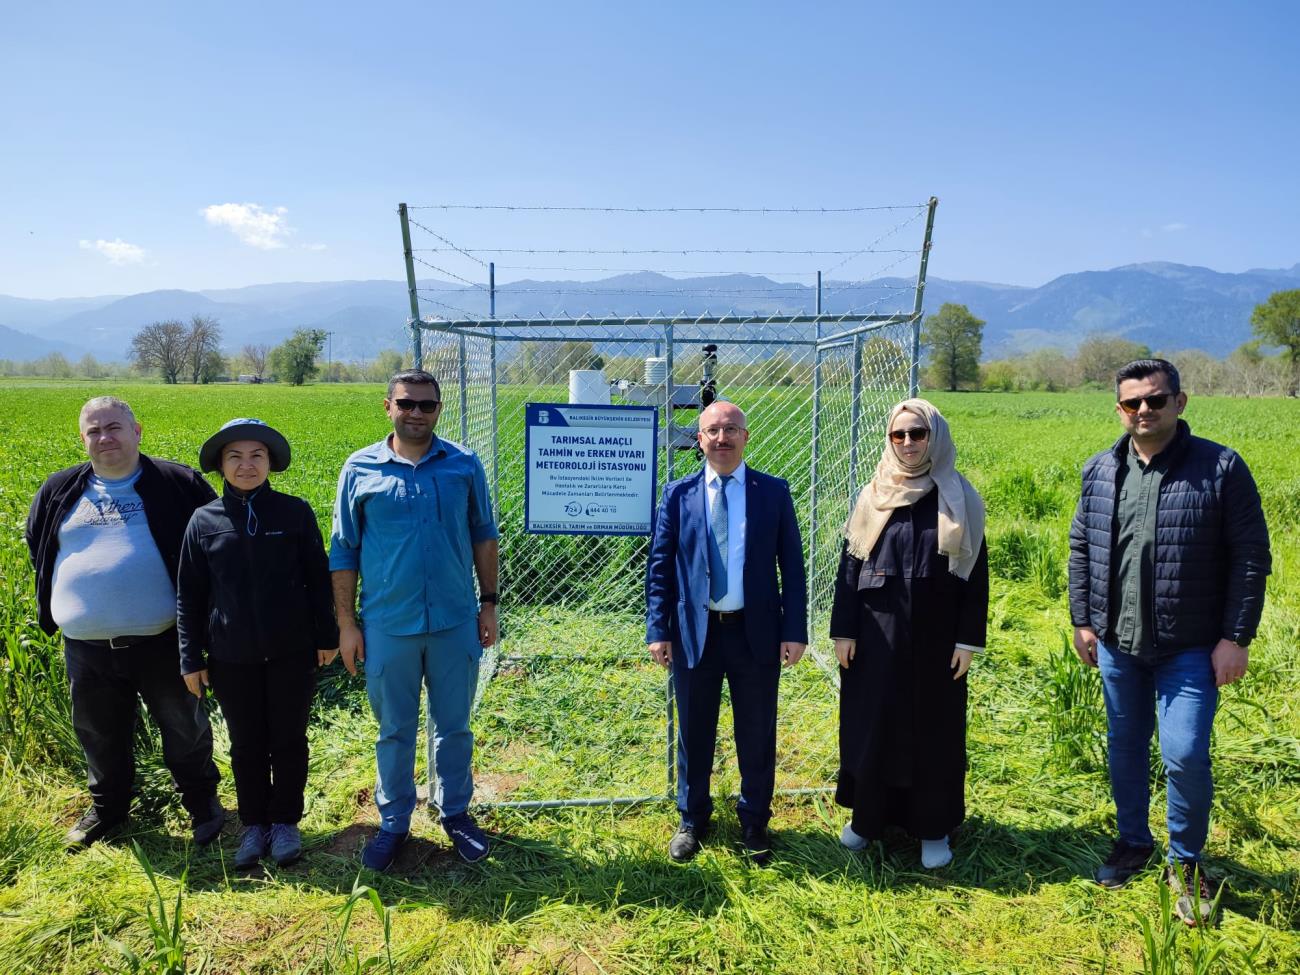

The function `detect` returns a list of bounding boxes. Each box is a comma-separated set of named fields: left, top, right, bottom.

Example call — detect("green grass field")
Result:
left=1, top=381, right=1298, bottom=974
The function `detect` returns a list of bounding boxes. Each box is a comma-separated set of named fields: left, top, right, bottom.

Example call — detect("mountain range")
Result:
left=2, top=261, right=1297, bottom=363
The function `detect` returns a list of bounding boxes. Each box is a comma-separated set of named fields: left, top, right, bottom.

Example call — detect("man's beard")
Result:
left=394, top=422, right=432, bottom=443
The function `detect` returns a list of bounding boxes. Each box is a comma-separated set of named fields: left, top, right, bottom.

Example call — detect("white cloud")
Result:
left=79, top=238, right=146, bottom=265
left=202, top=202, right=293, bottom=249
left=1162, top=222, right=1188, bottom=233
left=303, top=242, right=328, bottom=251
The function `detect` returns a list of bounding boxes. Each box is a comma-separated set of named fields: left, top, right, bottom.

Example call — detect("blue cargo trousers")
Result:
left=363, top=618, right=480, bottom=835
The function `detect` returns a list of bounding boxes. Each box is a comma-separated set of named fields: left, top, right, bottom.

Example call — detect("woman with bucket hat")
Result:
left=177, top=418, right=338, bottom=870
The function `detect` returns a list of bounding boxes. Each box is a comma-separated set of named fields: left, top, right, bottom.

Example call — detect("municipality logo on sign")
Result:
left=538, top=410, right=551, bottom=424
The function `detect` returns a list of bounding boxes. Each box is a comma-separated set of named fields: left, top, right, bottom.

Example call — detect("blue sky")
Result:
left=2, top=0, right=1296, bottom=299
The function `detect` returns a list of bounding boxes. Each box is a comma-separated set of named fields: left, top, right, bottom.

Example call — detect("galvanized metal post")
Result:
left=488, top=263, right=499, bottom=520
left=808, top=274, right=824, bottom=627
left=662, top=322, right=676, bottom=798
left=398, top=203, right=423, bottom=369
left=849, top=332, right=864, bottom=492
left=458, top=333, right=469, bottom=443
left=909, top=197, right=939, bottom=397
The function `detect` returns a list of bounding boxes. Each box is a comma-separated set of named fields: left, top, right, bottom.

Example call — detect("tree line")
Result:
left=7, top=288, right=1298, bottom=396
left=2, top=321, right=409, bottom=385
left=922, top=288, right=1300, bottom=396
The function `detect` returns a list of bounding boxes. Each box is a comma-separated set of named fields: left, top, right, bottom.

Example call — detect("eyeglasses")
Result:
left=888, top=427, right=929, bottom=444
left=700, top=425, right=744, bottom=439
left=393, top=398, right=441, bottom=414
left=1117, top=393, right=1171, bottom=415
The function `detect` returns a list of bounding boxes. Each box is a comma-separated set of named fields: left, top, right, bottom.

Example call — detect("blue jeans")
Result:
left=364, top=619, right=479, bottom=834
left=1097, top=643, right=1217, bottom=863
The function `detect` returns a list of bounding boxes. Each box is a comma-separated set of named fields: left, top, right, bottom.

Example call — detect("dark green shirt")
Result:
left=1109, top=443, right=1169, bottom=658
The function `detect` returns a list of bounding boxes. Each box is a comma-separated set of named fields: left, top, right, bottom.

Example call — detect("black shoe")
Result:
left=669, top=825, right=705, bottom=862
left=1166, top=861, right=1216, bottom=928
left=65, top=807, right=126, bottom=849
left=741, top=824, right=773, bottom=866
left=191, top=796, right=227, bottom=846
left=1094, top=839, right=1155, bottom=889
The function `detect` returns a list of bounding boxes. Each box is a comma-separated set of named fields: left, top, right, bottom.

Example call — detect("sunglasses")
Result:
left=1117, top=393, right=1171, bottom=415
left=393, top=398, right=441, bottom=414
left=888, top=427, right=929, bottom=444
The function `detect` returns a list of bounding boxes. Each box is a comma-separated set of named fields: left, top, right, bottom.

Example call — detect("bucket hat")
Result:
left=199, top=418, right=291, bottom=474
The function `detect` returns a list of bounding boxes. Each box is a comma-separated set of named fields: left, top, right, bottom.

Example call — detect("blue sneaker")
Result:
left=442, top=812, right=490, bottom=863
left=235, top=825, right=269, bottom=871
left=269, top=823, right=302, bottom=867
left=361, top=829, right=408, bottom=872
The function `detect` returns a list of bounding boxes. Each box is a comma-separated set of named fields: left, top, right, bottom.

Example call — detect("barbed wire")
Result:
left=414, top=247, right=920, bottom=257
left=491, top=264, right=824, bottom=276
left=411, top=254, right=489, bottom=290
left=824, top=251, right=922, bottom=300
left=405, top=216, right=488, bottom=267
left=406, top=203, right=928, bottom=214
left=404, top=201, right=932, bottom=319
left=415, top=279, right=915, bottom=296
left=819, top=207, right=929, bottom=278
left=414, top=292, right=483, bottom=320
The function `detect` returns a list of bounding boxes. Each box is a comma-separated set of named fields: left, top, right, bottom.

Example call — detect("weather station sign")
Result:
left=524, top=403, right=658, bottom=535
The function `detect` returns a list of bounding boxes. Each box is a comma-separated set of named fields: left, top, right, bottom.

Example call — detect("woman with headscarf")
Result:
left=177, top=419, right=338, bottom=871
left=830, top=399, right=988, bottom=869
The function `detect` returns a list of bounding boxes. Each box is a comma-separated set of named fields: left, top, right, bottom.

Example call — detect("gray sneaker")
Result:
left=65, top=807, right=126, bottom=850
left=1166, top=861, right=1216, bottom=927
left=235, top=825, right=269, bottom=871
left=269, top=823, right=302, bottom=866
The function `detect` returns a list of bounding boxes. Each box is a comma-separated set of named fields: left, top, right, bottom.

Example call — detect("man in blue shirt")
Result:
left=331, top=370, right=499, bottom=870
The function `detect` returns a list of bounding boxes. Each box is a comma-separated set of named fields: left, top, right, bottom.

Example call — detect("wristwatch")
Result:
left=479, top=592, right=499, bottom=605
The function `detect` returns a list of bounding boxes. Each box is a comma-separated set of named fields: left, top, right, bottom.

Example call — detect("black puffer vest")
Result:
left=1067, top=421, right=1271, bottom=651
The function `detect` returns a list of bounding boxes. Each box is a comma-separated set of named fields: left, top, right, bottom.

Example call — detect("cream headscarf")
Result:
left=843, top=398, right=986, bottom=580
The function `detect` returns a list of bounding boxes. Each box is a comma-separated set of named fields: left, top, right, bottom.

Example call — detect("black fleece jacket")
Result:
left=176, top=482, right=338, bottom=674
left=26, top=455, right=217, bottom=636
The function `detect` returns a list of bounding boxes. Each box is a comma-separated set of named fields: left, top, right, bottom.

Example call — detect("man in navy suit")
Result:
left=646, top=400, right=808, bottom=863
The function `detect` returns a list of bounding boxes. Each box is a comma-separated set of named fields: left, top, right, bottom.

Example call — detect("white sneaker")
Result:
left=840, top=823, right=868, bottom=850
left=921, top=836, right=952, bottom=869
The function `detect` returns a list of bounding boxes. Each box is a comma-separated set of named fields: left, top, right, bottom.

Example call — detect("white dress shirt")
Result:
left=705, top=461, right=746, bottom=611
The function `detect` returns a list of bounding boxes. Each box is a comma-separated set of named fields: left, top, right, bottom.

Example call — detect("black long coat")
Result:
left=829, top=488, right=988, bottom=840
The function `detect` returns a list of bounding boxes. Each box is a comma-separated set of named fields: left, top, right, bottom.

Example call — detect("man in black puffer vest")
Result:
left=1068, top=359, right=1270, bottom=927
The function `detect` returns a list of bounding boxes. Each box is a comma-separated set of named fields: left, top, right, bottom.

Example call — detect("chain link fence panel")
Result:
left=416, top=317, right=917, bottom=809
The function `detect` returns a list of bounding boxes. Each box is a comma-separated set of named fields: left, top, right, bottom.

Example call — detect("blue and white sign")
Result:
left=525, top=403, right=658, bottom=535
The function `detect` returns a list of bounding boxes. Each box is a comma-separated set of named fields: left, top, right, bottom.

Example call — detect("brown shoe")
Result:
left=1165, top=861, right=1216, bottom=927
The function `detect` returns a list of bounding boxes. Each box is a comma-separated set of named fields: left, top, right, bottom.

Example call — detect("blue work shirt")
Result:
left=330, top=434, right=498, bottom=638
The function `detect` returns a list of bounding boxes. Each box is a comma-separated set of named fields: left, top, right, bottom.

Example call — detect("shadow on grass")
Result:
left=88, top=806, right=1290, bottom=931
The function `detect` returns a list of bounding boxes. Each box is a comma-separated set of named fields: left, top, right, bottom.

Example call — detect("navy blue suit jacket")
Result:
left=645, top=465, right=808, bottom=668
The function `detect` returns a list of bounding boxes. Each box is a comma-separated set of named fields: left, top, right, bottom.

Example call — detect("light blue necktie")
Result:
left=709, top=474, right=732, bottom=603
